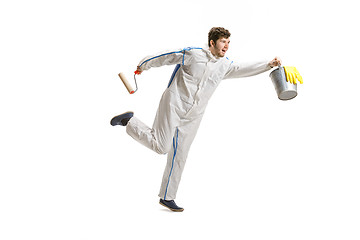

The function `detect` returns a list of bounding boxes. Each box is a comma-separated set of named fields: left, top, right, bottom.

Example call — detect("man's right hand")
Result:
left=134, top=66, right=142, bottom=75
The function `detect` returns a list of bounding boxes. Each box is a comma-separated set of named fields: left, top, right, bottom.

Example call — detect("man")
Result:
left=111, top=27, right=281, bottom=212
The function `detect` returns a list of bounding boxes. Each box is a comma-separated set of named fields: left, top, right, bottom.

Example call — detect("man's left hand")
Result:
left=269, top=57, right=282, bottom=67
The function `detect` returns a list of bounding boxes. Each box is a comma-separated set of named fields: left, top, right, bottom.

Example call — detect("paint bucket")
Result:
left=269, top=66, right=297, bottom=100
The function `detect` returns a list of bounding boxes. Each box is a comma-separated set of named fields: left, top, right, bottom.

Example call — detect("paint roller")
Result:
left=118, top=71, right=139, bottom=94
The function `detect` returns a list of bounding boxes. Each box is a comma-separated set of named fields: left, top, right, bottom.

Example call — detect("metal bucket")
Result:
left=269, top=67, right=297, bottom=100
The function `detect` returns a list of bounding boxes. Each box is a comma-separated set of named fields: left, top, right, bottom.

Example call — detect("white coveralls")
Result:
left=126, top=47, right=272, bottom=200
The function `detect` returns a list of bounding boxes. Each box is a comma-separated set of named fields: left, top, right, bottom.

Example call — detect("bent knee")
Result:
left=155, top=143, right=171, bottom=155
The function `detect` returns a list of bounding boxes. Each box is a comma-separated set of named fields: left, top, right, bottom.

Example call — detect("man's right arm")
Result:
left=136, top=49, right=187, bottom=74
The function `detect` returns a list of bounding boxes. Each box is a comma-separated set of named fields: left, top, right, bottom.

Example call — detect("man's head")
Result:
left=208, top=27, right=231, bottom=58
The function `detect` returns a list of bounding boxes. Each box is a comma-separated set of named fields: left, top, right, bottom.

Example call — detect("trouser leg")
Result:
left=126, top=91, right=179, bottom=155
left=158, top=116, right=203, bottom=200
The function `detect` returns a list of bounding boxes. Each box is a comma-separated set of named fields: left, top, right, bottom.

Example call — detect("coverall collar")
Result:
left=203, top=46, right=223, bottom=61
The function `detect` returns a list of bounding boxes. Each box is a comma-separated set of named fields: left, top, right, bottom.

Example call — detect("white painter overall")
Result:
left=126, top=47, right=272, bottom=200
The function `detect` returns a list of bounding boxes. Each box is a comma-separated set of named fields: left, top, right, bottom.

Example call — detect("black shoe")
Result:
left=159, top=199, right=184, bottom=212
left=110, top=112, right=134, bottom=126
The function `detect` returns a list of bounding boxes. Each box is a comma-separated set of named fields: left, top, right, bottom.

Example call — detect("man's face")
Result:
left=210, top=37, right=230, bottom=58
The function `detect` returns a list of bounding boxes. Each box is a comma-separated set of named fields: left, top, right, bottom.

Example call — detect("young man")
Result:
left=111, top=27, right=281, bottom=212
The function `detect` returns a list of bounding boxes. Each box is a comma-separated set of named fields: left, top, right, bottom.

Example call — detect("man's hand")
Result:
left=269, top=57, right=282, bottom=67
left=134, top=66, right=143, bottom=75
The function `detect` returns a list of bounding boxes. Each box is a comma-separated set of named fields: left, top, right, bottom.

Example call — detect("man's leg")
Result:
left=158, top=116, right=203, bottom=201
left=125, top=90, right=180, bottom=155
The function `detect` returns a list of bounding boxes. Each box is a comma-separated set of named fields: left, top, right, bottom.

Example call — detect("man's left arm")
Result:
left=223, top=57, right=281, bottom=79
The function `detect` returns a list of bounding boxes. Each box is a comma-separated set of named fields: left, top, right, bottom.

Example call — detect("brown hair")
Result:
left=208, top=27, right=231, bottom=47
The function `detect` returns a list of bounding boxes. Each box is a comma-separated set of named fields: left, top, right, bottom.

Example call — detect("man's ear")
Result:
left=210, top=40, right=215, bottom=48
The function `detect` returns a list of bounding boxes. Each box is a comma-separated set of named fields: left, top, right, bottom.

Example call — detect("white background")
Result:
left=1, top=0, right=359, bottom=239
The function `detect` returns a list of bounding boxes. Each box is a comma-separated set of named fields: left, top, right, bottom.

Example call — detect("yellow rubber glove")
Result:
left=283, top=66, right=303, bottom=84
